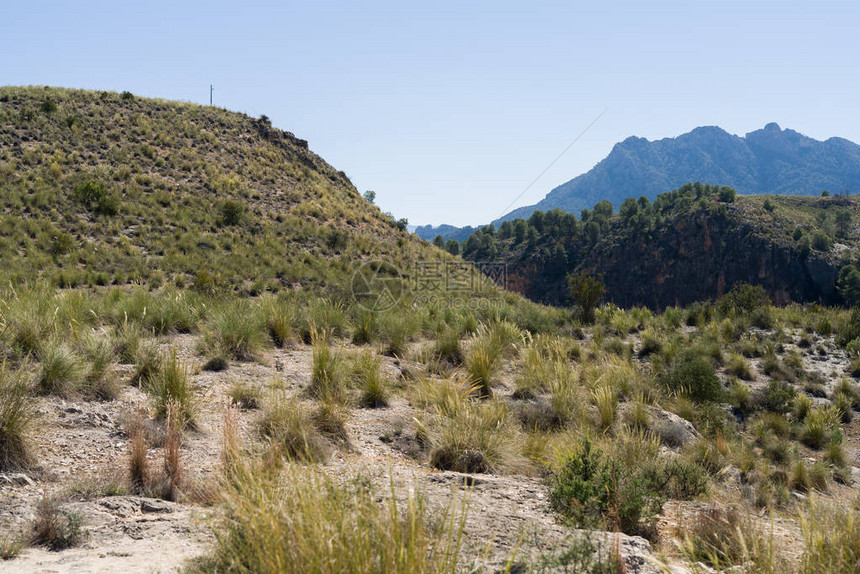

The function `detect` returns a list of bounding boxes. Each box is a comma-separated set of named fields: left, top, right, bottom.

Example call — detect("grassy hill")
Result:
left=0, top=86, right=439, bottom=294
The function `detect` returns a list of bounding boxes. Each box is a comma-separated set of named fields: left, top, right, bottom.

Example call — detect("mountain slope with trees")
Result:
left=415, top=123, right=860, bottom=241
left=462, top=183, right=860, bottom=309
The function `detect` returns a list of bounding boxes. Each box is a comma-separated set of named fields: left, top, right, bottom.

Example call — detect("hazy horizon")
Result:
left=5, top=1, right=860, bottom=226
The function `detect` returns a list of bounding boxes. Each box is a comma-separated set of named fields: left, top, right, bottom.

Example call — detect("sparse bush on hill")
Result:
left=220, top=199, right=245, bottom=226
left=72, top=181, right=119, bottom=216
left=30, top=498, right=87, bottom=551
left=549, top=437, right=665, bottom=538
left=661, top=353, right=723, bottom=403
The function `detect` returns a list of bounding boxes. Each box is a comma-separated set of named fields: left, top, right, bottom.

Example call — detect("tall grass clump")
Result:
left=353, top=352, right=389, bottom=408
left=427, top=396, right=518, bottom=474
left=259, top=390, right=330, bottom=463
left=678, top=506, right=782, bottom=571
left=0, top=363, right=37, bottom=471
left=378, top=310, right=418, bottom=357
left=591, top=384, right=618, bottom=430
left=799, top=407, right=840, bottom=450
left=197, top=462, right=467, bottom=574
left=262, top=295, right=298, bottom=348
left=433, top=326, right=464, bottom=366
left=132, top=341, right=163, bottom=386
left=309, top=335, right=345, bottom=402
left=800, top=497, right=860, bottom=573
left=145, top=349, right=197, bottom=428
left=465, top=337, right=500, bottom=398
left=37, top=340, right=86, bottom=397
left=203, top=300, right=266, bottom=362
left=79, top=333, right=121, bottom=400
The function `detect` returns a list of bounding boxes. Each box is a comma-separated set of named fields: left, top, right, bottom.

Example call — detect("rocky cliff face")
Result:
left=585, top=212, right=838, bottom=309
left=472, top=193, right=856, bottom=310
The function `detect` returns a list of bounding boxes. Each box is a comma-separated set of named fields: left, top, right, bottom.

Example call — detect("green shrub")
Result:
left=549, top=438, right=663, bottom=537
left=533, top=533, right=623, bottom=574
left=220, top=200, right=245, bottom=226
left=40, top=98, right=58, bottom=113
left=662, top=354, right=723, bottom=403
left=568, top=271, right=604, bottom=324
left=718, top=283, right=770, bottom=317
left=811, top=230, right=832, bottom=251
left=30, top=498, right=87, bottom=551
left=72, top=181, right=119, bottom=216
left=755, top=380, right=797, bottom=414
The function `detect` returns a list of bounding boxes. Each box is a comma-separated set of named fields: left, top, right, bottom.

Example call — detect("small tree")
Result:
left=717, top=186, right=736, bottom=203
left=363, top=190, right=376, bottom=204
left=837, top=265, right=860, bottom=307
left=835, top=209, right=852, bottom=237
left=221, top=200, right=245, bottom=226
left=568, top=271, right=604, bottom=324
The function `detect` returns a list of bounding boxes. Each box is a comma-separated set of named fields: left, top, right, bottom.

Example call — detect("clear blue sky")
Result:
left=4, top=1, right=860, bottom=226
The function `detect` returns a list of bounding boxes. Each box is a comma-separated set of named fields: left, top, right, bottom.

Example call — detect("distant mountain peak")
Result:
left=494, top=123, right=860, bottom=224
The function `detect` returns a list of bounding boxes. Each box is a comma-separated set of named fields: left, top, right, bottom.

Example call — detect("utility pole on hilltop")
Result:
left=210, top=85, right=214, bottom=106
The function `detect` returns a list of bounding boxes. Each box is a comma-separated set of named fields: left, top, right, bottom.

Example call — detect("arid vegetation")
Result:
left=1, top=88, right=860, bottom=573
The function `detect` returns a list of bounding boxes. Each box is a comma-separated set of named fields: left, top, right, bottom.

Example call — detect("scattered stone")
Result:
left=0, top=473, right=35, bottom=487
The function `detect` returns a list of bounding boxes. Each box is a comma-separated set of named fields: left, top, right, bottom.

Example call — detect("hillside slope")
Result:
left=463, top=183, right=859, bottom=309
left=0, top=86, right=440, bottom=294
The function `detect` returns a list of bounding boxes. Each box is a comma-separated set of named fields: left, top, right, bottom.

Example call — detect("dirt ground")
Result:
left=2, top=331, right=858, bottom=573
